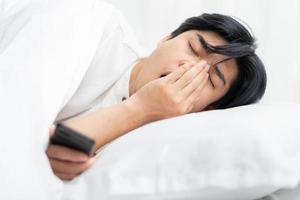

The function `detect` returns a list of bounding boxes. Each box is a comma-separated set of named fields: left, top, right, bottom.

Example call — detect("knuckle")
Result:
left=45, top=149, right=51, bottom=156
left=181, top=65, right=189, bottom=71
left=57, top=173, right=76, bottom=181
left=171, top=96, right=181, bottom=105
left=177, top=106, right=187, bottom=114
left=46, top=147, right=56, bottom=158
left=49, top=161, right=56, bottom=170
left=197, top=65, right=204, bottom=71
left=181, top=74, right=188, bottom=81
left=174, top=104, right=187, bottom=115
left=177, top=68, right=185, bottom=76
left=187, top=98, right=196, bottom=106
left=69, top=175, right=77, bottom=180
left=185, top=73, right=194, bottom=81
left=181, top=64, right=189, bottom=70
left=78, top=161, right=91, bottom=172
left=199, top=60, right=207, bottom=66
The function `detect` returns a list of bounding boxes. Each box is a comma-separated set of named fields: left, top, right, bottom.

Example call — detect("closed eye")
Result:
left=188, top=42, right=198, bottom=56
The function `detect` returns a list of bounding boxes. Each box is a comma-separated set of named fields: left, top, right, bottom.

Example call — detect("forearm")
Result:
left=62, top=99, right=154, bottom=152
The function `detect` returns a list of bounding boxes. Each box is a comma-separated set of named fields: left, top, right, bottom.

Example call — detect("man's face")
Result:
left=134, top=30, right=238, bottom=112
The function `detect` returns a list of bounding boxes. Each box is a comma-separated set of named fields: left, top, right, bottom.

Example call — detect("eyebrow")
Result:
left=196, top=34, right=210, bottom=54
left=196, top=34, right=227, bottom=86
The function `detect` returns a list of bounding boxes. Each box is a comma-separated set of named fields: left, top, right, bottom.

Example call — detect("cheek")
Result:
left=152, top=40, right=192, bottom=67
left=135, top=67, right=156, bottom=90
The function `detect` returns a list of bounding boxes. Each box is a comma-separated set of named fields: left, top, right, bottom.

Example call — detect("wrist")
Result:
left=122, top=98, right=158, bottom=123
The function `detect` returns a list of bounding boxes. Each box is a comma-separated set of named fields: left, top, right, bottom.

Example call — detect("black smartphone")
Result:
left=50, top=122, right=96, bottom=156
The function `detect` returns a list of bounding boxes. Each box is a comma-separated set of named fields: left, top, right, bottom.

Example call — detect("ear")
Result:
left=157, top=34, right=172, bottom=46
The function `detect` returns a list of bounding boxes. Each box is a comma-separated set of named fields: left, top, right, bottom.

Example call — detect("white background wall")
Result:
left=106, top=0, right=300, bottom=103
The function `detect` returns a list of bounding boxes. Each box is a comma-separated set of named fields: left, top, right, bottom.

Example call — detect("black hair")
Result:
left=170, top=13, right=267, bottom=109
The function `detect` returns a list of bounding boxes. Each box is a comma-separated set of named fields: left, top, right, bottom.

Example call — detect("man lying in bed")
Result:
left=47, top=12, right=267, bottom=180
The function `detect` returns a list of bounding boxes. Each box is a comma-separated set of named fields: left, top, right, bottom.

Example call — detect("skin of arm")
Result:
left=62, top=97, right=155, bottom=153
left=47, top=92, right=156, bottom=181
left=47, top=60, right=210, bottom=180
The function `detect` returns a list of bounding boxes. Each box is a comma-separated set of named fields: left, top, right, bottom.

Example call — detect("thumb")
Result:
left=48, top=124, right=56, bottom=138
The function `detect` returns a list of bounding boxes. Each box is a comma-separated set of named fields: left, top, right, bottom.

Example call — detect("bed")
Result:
left=0, top=0, right=300, bottom=199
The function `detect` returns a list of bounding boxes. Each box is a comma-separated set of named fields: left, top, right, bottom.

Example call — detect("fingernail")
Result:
left=204, top=63, right=210, bottom=70
left=185, top=64, right=194, bottom=70
left=79, top=155, right=89, bottom=161
left=188, top=63, right=194, bottom=67
left=190, top=61, right=197, bottom=65
left=182, top=65, right=190, bottom=71
left=195, top=60, right=206, bottom=69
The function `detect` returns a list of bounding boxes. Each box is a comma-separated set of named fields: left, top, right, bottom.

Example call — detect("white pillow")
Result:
left=270, top=183, right=300, bottom=200
left=62, top=102, right=300, bottom=200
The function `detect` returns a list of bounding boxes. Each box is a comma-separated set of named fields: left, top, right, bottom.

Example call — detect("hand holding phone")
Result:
left=50, top=122, right=96, bottom=156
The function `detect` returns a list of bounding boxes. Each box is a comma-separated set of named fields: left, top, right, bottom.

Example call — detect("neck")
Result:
left=129, top=58, right=144, bottom=97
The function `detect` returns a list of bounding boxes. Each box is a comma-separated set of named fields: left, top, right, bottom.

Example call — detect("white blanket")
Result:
left=0, top=0, right=123, bottom=199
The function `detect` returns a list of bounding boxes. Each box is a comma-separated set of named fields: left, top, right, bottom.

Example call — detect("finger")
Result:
left=47, top=144, right=89, bottom=162
left=48, top=125, right=56, bottom=138
left=181, top=64, right=210, bottom=98
left=50, top=157, right=95, bottom=174
left=186, top=102, right=195, bottom=114
left=186, top=73, right=209, bottom=104
left=55, top=173, right=78, bottom=181
left=165, top=62, right=194, bottom=84
left=173, top=60, right=208, bottom=90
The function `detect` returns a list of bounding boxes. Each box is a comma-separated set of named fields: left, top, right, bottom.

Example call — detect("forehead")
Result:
left=185, top=30, right=226, bottom=45
left=186, top=30, right=239, bottom=88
